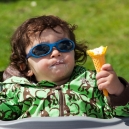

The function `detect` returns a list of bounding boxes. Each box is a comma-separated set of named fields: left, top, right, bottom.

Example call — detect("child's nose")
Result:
left=50, top=47, right=61, bottom=58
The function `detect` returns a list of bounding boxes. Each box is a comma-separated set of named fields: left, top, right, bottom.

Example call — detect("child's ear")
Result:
left=20, top=63, right=33, bottom=77
left=20, top=63, right=26, bottom=71
left=26, top=70, right=33, bottom=77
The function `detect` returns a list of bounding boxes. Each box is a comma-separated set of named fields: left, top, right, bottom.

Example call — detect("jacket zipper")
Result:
left=55, top=86, right=64, bottom=116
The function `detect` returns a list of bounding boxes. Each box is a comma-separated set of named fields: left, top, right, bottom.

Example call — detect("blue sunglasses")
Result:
left=26, top=38, right=75, bottom=58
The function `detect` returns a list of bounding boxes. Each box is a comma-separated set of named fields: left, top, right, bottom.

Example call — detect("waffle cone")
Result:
left=92, top=56, right=108, bottom=96
left=92, top=55, right=108, bottom=96
left=92, top=55, right=105, bottom=72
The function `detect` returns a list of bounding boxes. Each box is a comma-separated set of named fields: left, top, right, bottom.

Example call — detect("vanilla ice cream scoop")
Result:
left=87, top=46, right=107, bottom=56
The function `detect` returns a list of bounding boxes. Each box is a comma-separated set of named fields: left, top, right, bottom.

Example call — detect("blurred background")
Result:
left=0, top=0, right=129, bottom=80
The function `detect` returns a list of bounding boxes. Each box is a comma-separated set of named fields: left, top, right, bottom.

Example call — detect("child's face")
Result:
left=26, top=26, right=75, bottom=85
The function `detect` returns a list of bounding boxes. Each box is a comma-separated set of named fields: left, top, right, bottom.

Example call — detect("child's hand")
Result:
left=96, top=64, right=124, bottom=96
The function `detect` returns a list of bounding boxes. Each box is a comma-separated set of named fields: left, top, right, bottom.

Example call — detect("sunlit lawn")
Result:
left=0, top=0, right=129, bottom=80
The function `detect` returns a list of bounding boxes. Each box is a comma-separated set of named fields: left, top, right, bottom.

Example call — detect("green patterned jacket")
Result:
left=0, top=65, right=129, bottom=120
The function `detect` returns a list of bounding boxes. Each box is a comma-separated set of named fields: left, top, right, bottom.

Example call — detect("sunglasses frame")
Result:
left=26, top=38, right=75, bottom=58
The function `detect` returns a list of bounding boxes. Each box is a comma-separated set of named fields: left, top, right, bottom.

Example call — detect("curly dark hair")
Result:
left=9, top=15, right=88, bottom=81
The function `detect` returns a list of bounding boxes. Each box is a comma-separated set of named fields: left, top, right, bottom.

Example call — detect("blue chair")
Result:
left=0, top=116, right=129, bottom=129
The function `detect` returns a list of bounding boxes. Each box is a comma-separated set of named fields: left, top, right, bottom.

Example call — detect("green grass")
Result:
left=0, top=0, right=129, bottom=80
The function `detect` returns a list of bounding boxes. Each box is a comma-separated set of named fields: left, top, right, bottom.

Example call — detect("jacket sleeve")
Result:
left=0, top=83, right=22, bottom=120
left=109, top=77, right=129, bottom=106
left=108, top=77, right=129, bottom=117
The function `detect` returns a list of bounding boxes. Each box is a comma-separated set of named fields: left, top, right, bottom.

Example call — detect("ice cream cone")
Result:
left=87, top=46, right=108, bottom=96
left=91, top=55, right=105, bottom=73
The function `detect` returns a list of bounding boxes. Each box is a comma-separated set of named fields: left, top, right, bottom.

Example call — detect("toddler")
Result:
left=0, top=15, right=129, bottom=120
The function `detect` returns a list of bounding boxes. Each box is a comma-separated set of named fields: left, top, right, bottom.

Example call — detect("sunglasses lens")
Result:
left=32, top=44, right=50, bottom=56
left=58, top=40, right=74, bottom=51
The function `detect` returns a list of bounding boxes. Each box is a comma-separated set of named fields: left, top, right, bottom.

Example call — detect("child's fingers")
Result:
left=96, top=70, right=109, bottom=80
left=101, top=63, right=114, bottom=71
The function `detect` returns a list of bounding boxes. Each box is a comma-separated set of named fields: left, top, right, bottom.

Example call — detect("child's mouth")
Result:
left=50, top=60, right=65, bottom=68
